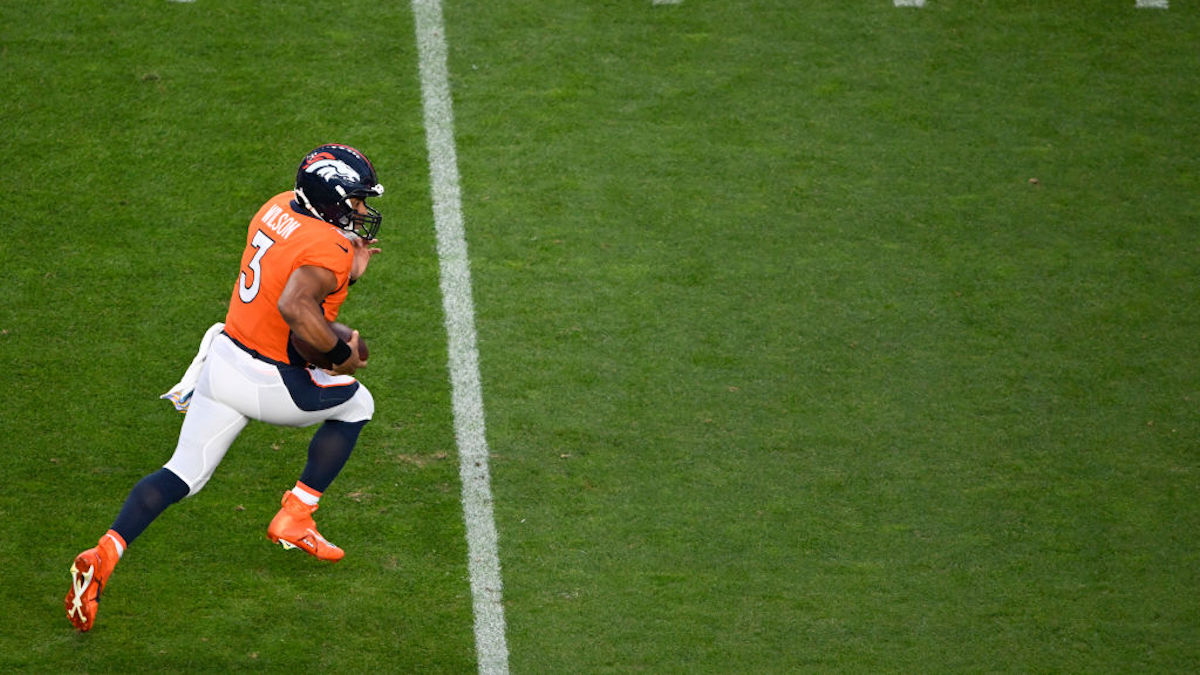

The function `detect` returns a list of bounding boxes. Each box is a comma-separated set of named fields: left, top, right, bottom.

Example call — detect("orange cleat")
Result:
left=65, top=546, right=115, bottom=632
left=266, top=491, right=344, bottom=562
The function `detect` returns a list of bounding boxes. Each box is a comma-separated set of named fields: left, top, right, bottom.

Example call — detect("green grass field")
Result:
left=2, top=1, right=1198, bottom=672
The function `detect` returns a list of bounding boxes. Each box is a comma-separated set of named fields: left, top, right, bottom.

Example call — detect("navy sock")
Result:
left=299, top=420, right=367, bottom=493
left=110, top=468, right=190, bottom=545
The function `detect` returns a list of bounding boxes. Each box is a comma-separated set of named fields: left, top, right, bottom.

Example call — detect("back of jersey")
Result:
left=223, top=191, right=355, bottom=363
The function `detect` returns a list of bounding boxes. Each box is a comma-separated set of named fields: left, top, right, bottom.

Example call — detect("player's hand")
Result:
left=350, top=237, right=381, bottom=282
left=327, top=330, right=367, bottom=375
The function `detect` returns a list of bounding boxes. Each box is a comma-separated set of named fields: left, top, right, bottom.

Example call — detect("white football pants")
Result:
left=164, top=333, right=374, bottom=495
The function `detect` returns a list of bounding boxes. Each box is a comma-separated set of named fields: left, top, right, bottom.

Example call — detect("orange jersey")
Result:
left=223, top=192, right=355, bottom=363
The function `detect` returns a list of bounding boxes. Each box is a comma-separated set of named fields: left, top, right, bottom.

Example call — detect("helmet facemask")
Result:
left=335, top=184, right=384, bottom=241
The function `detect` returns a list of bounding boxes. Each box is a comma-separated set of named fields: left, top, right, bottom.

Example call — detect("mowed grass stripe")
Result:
left=411, top=0, right=510, bottom=672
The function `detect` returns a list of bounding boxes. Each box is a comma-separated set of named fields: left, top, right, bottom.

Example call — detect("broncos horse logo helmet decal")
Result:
left=301, top=152, right=362, bottom=184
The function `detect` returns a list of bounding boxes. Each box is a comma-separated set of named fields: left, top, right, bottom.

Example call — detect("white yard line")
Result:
left=894, top=0, right=926, bottom=7
left=410, top=1, right=510, bottom=673
left=1136, top=0, right=1168, bottom=8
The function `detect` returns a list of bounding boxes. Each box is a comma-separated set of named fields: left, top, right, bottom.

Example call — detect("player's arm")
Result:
left=278, top=265, right=365, bottom=374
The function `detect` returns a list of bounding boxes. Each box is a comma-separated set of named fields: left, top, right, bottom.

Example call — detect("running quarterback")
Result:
left=65, top=144, right=385, bottom=632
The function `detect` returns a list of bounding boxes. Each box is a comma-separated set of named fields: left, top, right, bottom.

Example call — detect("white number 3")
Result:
left=238, top=230, right=276, bottom=303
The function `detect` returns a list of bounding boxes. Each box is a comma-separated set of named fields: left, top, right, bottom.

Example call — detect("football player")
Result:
left=65, top=144, right=385, bottom=632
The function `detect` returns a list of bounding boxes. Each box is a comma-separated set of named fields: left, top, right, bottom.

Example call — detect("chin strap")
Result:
left=294, top=187, right=320, bottom=219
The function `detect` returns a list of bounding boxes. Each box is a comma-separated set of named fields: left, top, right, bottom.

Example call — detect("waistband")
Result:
left=220, top=330, right=297, bottom=369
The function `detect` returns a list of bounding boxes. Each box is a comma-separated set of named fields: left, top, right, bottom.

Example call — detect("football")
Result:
left=290, top=322, right=369, bottom=369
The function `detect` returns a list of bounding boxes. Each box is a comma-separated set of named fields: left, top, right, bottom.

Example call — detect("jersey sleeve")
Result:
left=296, top=234, right=354, bottom=292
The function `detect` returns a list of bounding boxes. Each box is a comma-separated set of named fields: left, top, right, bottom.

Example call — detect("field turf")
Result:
left=1, top=1, right=1197, bottom=672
